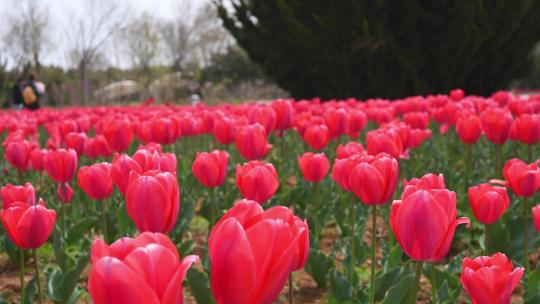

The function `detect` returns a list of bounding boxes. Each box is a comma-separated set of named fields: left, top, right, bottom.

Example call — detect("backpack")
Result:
left=22, top=85, right=37, bottom=106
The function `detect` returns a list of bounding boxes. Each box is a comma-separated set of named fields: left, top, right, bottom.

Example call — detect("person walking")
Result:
left=10, top=77, right=25, bottom=110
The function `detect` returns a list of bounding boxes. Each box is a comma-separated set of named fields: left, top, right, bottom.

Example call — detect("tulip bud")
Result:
left=297, top=152, right=330, bottom=183
left=192, top=150, right=229, bottom=188
left=468, top=183, right=510, bottom=224
left=236, top=161, right=279, bottom=203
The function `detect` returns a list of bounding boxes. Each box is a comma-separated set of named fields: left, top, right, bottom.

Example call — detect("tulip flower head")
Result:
left=192, top=150, right=229, bottom=188
left=390, top=176, right=470, bottom=262
left=236, top=161, right=279, bottom=204
left=533, top=204, right=540, bottom=232
left=89, top=232, right=199, bottom=304
left=502, top=158, right=540, bottom=197
left=1, top=183, right=35, bottom=209
left=77, top=162, right=114, bottom=201
left=349, top=153, right=399, bottom=205
left=235, top=123, right=272, bottom=160
left=468, top=183, right=510, bottom=224
left=44, top=148, right=78, bottom=183
left=209, top=199, right=309, bottom=304
left=297, top=152, right=330, bottom=183
left=461, top=253, right=523, bottom=304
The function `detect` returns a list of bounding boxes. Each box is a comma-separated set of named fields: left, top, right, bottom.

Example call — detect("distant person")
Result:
left=10, top=77, right=25, bottom=110
left=22, top=73, right=43, bottom=110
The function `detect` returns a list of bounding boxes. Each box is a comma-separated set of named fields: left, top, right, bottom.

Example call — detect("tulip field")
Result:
left=1, top=89, right=540, bottom=304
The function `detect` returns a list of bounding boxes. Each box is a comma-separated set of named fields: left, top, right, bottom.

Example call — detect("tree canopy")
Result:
left=215, top=0, right=540, bottom=99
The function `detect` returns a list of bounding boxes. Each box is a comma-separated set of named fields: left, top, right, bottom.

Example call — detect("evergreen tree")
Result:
left=214, top=0, right=540, bottom=99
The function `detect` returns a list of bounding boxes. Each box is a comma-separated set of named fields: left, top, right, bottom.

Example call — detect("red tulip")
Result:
left=236, top=161, right=279, bottom=203
left=502, top=158, right=540, bottom=197
left=235, top=123, right=272, bottom=160
left=0, top=198, right=56, bottom=249
left=213, top=118, right=237, bottom=145
left=78, top=162, right=114, bottom=200
left=111, top=154, right=143, bottom=196
left=468, top=184, right=510, bottom=224
left=297, top=152, right=330, bottom=183
left=57, top=183, right=74, bottom=204
left=5, top=140, right=31, bottom=172
left=271, top=99, right=295, bottom=131
left=480, top=108, right=513, bottom=144
left=366, top=129, right=403, bottom=159
left=209, top=199, right=309, bottom=304
left=461, top=253, right=523, bottom=304
left=30, top=148, right=46, bottom=171
left=347, top=110, right=367, bottom=139
left=404, top=173, right=446, bottom=190
left=192, top=150, right=229, bottom=188
left=450, top=88, right=465, bottom=101
left=533, top=204, right=540, bottom=232
left=303, top=124, right=330, bottom=150
left=103, top=119, right=134, bottom=152
left=349, top=153, right=399, bottom=205
left=89, top=232, right=199, bottom=304
left=390, top=181, right=470, bottom=262
left=126, top=170, right=179, bottom=233
left=248, top=105, right=277, bottom=134
left=511, top=114, right=540, bottom=145
left=406, top=128, right=431, bottom=149
left=456, top=115, right=482, bottom=144
left=403, top=112, right=430, bottom=129
left=336, top=142, right=364, bottom=159
left=64, top=132, right=87, bottom=155
left=132, top=148, right=177, bottom=173
left=1, top=183, right=35, bottom=209
left=44, top=148, right=78, bottom=183
left=84, top=135, right=113, bottom=159
left=331, top=154, right=364, bottom=192
left=324, top=109, right=348, bottom=139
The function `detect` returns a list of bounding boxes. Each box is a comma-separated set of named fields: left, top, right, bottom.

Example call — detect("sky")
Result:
left=0, top=0, right=209, bottom=68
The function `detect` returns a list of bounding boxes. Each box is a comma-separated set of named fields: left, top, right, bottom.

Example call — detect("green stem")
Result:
left=350, top=194, right=357, bottom=289
left=101, top=200, right=109, bottom=243
left=20, top=249, right=25, bottom=304
left=431, top=265, right=437, bottom=304
left=210, top=187, right=216, bottom=229
left=528, top=144, right=533, bottom=163
left=410, top=261, right=424, bottom=304
left=60, top=191, right=66, bottom=241
left=369, top=205, right=377, bottom=304
left=494, top=144, right=501, bottom=178
left=33, top=249, right=42, bottom=304
left=313, top=182, right=320, bottom=238
left=289, top=272, right=294, bottom=304
left=484, top=224, right=489, bottom=255
left=465, top=144, right=472, bottom=186
left=523, top=197, right=530, bottom=273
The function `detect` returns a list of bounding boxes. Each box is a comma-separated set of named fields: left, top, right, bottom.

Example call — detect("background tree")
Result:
left=2, top=0, right=51, bottom=73
left=67, top=0, right=127, bottom=105
left=214, top=0, right=540, bottom=99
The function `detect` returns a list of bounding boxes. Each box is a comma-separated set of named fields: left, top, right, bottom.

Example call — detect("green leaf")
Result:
left=526, top=268, right=540, bottom=298
left=46, top=253, right=89, bottom=303
left=186, top=268, right=215, bottom=304
left=67, top=217, right=97, bottom=244
left=304, top=248, right=334, bottom=288
left=23, top=273, right=39, bottom=304
left=329, top=269, right=353, bottom=301
left=380, top=274, right=414, bottom=304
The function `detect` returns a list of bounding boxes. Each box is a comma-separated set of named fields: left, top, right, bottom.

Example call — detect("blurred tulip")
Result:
left=502, top=158, right=540, bottom=197
left=236, top=161, right=279, bottom=203
left=390, top=181, right=470, bottom=262
left=336, top=142, right=364, bottom=159
left=456, top=115, right=482, bottom=144
left=1, top=183, right=35, bottom=209
left=349, top=153, right=399, bottom=205
left=404, top=173, right=446, bottom=189
left=103, top=119, right=134, bottom=152
left=132, top=148, right=177, bottom=173
left=84, top=135, right=113, bottom=159
left=209, top=199, right=309, bottom=304
left=403, top=112, right=430, bottom=129
left=302, top=124, right=330, bottom=150
left=5, top=140, right=31, bottom=172
left=248, top=105, right=277, bottom=134
left=213, top=118, right=236, bottom=145
left=30, top=148, right=46, bottom=171
left=461, top=253, right=523, bottom=304
left=480, top=108, right=513, bottom=144
left=57, top=183, right=74, bottom=204
left=111, top=154, right=143, bottom=196
left=324, top=109, right=348, bottom=139
left=89, top=232, right=198, bottom=304
left=77, top=163, right=114, bottom=200
left=64, top=132, right=87, bottom=155
left=44, top=148, right=78, bottom=183
left=126, top=170, right=179, bottom=233
left=366, top=130, right=403, bottom=159
left=511, top=114, right=540, bottom=145
left=192, top=150, right=229, bottom=188
left=468, top=183, right=509, bottom=224
left=347, top=110, right=367, bottom=139
left=297, top=152, right=330, bottom=183
left=0, top=198, right=56, bottom=249
left=533, top=204, right=540, bottom=232
left=235, top=123, right=272, bottom=160
left=271, top=99, right=295, bottom=131
left=331, top=154, right=363, bottom=192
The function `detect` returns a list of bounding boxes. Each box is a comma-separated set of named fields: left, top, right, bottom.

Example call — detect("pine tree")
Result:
left=214, top=0, right=540, bottom=99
